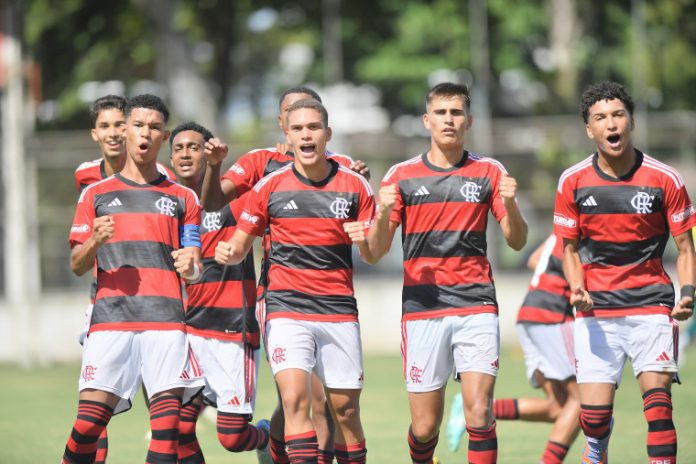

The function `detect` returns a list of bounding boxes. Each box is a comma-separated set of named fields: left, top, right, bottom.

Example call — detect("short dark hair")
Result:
left=90, top=95, right=126, bottom=125
left=285, top=98, right=329, bottom=127
left=279, top=86, right=322, bottom=108
left=580, top=81, right=634, bottom=123
left=426, top=82, right=471, bottom=112
left=170, top=121, right=214, bottom=150
left=125, top=94, right=170, bottom=123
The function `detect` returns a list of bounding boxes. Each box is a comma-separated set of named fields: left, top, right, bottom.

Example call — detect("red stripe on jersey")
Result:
left=266, top=312, right=358, bottom=323
left=106, top=212, right=181, bottom=246
left=268, top=266, right=354, bottom=295
left=270, top=217, right=353, bottom=246
left=584, top=259, right=671, bottom=290
left=96, top=267, right=182, bottom=299
left=186, top=279, right=256, bottom=309
left=90, top=321, right=185, bottom=332
left=403, top=256, right=493, bottom=286
left=185, top=326, right=261, bottom=345
left=402, top=305, right=497, bottom=321
left=576, top=306, right=671, bottom=318
left=402, top=202, right=488, bottom=235
left=518, top=307, right=573, bottom=324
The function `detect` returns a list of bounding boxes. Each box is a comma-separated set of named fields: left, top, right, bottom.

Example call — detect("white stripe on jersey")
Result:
left=557, top=155, right=593, bottom=193
left=468, top=152, right=508, bottom=174
left=75, top=158, right=102, bottom=173
left=338, top=165, right=374, bottom=196
left=253, top=163, right=293, bottom=193
left=642, top=154, right=684, bottom=190
left=77, top=176, right=113, bottom=203
left=383, top=154, right=422, bottom=182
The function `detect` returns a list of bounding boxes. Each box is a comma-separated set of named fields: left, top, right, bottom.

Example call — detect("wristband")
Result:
left=184, top=263, right=202, bottom=283
left=681, top=285, right=695, bottom=308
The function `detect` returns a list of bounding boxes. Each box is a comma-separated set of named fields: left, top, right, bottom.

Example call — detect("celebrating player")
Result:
left=63, top=95, right=204, bottom=464
left=366, top=82, right=528, bottom=464
left=215, top=98, right=375, bottom=464
left=554, top=81, right=696, bottom=463
left=201, top=86, right=369, bottom=464
left=169, top=121, right=271, bottom=463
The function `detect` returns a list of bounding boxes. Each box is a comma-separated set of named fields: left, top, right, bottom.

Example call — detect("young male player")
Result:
left=63, top=95, right=204, bottom=464
left=447, top=234, right=579, bottom=463
left=201, top=86, right=369, bottom=464
left=366, top=82, right=528, bottom=464
left=169, top=121, right=271, bottom=463
left=215, top=99, right=375, bottom=464
left=554, top=81, right=695, bottom=463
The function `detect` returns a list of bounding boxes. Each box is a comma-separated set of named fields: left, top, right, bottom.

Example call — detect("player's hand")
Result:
left=672, top=296, right=694, bottom=321
left=215, top=240, right=234, bottom=265
left=204, top=137, right=229, bottom=167
left=499, top=174, right=518, bottom=205
left=570, top=286, right=593, bottom=312
left=344, top=221, right=367, bottom=245
left=378, top=184, right=397, bottom=217
left=91, top=216, right=114, bottom=246
left=349, top=160, right=371, bottom=180
left=171, top=249, right=195, bottom=278
left=275, top=142, right=291, bottom=154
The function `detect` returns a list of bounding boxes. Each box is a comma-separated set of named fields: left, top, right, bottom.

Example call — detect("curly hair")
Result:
left=580, top=81, right=634, bottom=123
left=125, top=94, right=170, bottom=123
left=170, top=121, right=213, bottom=150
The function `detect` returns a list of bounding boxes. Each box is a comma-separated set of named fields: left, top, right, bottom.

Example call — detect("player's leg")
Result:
left=269, top=386, right=291, bottom=463
left=539, top=376, right=581, bottom=464
left=178, top=392, right=205, bottom=464
left=630, top=314, right=680, bottom=464
left=310, top=371, right=336, bottom=463
left=62, top=389, right=120, bottom=464
left=326, top=388, right=366, bottom=464
left=267, top=318, right=318, bottom=463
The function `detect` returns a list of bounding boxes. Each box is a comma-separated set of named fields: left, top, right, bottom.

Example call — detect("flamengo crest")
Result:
left=156, top=196, right=177, bottom=217
left=330, top=197, right=351, bottom=219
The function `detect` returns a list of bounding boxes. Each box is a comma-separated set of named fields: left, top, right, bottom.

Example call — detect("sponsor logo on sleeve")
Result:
left=229, top=163, right=246, bottom=175
left=71, top=224, right=90, bottom=234
left=240, top=210, right=259, bottom=225
left=671, top=204, right=695, bottom=224
left=553, top=214, right=576, bottom=228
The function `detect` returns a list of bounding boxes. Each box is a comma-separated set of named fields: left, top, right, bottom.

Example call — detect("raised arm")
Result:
left=498, top=173, right=528, bottom=251
left=366, top=183, right=399, bottom=261
left=200, top=137, right=238, bottom=211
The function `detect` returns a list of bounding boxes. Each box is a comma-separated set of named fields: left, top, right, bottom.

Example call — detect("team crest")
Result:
left=330, top=197, right=352, bottom=219
left=155, top=195, right=177, bottom=217
left=271, top=347, right=286, bottom=365
left=460, top=181, right=482, bottom=202
left=630, top=191, right=654, bottom=214
left=202, top=211, right=222, bottom=231
left=409, top=364, right=423, bottom=384
left=82, top=364, right=97, bottom=382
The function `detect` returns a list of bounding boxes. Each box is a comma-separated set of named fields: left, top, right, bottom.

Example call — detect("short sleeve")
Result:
left=488, top=164, right=507, bottom=223
left=184, top=189, right=202, bottom=228
left=553, top=177, right=580, bottom=240
left=221, top=150, right=267, bottom=198
left=237, top=183, right=270, bottom=237
left=663, top=174, right=696, bottom=236
left=381, top=170, right=403, bottom=226
left=69, top=189, right=96, bottom=247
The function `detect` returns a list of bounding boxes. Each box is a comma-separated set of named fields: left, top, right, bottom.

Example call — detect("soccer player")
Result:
left=554, top=81, right=695, bottom=464
left=63, top=94, right=204, bottom=464
left=447, top=234, right=579, bottom=463
left=201, top=86, right=369, bottom=464
left=365, top=82, right=528, bottom=464
left=215, top=98, right=375, bottom=464
left=168, top=121, right=271, bottom=463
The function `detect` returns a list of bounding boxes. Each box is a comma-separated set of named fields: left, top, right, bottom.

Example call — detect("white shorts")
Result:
left=78, top=303, right=93, bottom=346
left=402, top=313, right=499, bottom=392
left=265, top=318, right=364, bottom=389
left=517, top=320, right=575, bottom=388
left=575, top=314, right=679, bottom=386
left=188, top=334, right=259, bottom=415
left=79, top=330, right=205, bottom=414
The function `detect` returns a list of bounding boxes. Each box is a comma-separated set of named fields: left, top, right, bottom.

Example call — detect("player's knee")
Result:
left=218, top=430, right=247, bottom=452
left=331, top=398, right=360, bottom=426
left=465, top=399, right=493, bottom=427
left=410, top=420, right=440, bottom=442
left=280, top=390, right=311, bottom=416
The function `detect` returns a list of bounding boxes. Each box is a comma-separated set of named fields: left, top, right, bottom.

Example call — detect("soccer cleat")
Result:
left=256, top=419, right=273, bottom=464
left=446, top=392, right=466, bottom=452
left=581, top=418, right=614, bottom=464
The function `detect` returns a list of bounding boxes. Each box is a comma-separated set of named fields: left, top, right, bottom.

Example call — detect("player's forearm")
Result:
left=366, top=214, right=393, bottom=261
left=357, top=241, right=379, bottom=265
left=70, top=239, right=99, bottom=276
left=501, top=201, right=528, bottom=251
left=562, top=248, right=585, bottom=290
left=200, top=164, right=233, bottom=211
left=675, top=247, right=695, bottom=288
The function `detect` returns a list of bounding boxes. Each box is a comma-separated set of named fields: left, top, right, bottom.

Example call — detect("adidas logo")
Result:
left=414, top=186, right=430, bottom=196
left=107, top=197, right=123, bottom=207
left=227, top=396, right=241, bottom=406
left=283, top=200, right=298, bottom=210
left=582, top=196, right=598, bottom=207
left=656, top=352, right=670, bottom=362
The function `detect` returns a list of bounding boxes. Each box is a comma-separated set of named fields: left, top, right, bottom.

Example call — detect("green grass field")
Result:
left=3, top=345, right=696, bottom=463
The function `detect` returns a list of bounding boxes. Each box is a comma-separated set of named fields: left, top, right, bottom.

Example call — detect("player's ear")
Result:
left=630, top=116, right=635, bottom=131
left=422, top=113, right=431, bottom=131
left=326, top=127, right=332, bottom=142
left=91, top=128, right=99, bottom=142
left=585, top=123, right=595, bottom=140
left=163, top=130, right=171, bottom=142
left=465, top=115, right=473, bottom=130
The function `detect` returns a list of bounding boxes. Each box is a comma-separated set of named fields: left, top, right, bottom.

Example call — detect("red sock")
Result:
left=318, top=448, right=336, bottom=463
left=217, top=412, right=269, bottom=451
left=467, top=422, right=498, bottom=464
left=407, top=426, right=438, bottom=464
left=271, top=434, right=291, bottom=464
left=580, top=404, right=613, bottom=439
left=94, top=428, right=108, bottom=464
left=178, top=400, right=204, bottom=463
left=493, top=398, right=519, bottom=420
left=63, top=400, right=113, bottom=464
left=335, top=440, right=367, bottom=464
left=147, top=395, right=182, bottom=464
left=643, top=388, right=676, bottom=464
left=286, top=430, right=319, bottom=463
left=541, top=440, right=569, bottom=463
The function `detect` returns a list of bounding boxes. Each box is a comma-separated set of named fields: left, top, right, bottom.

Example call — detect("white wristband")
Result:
left=184, top=263, right=202, bottom=283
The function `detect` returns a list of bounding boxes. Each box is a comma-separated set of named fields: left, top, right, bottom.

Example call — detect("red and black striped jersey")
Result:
left=237, top=160, right=375, bottom=322
left=554, top=150, right=696, bottom=318
left=75, top=157, right=175, bottom=193
left=185, top=197, right=259, bottom=346
left=222, top=147, right=354, bottom=198
left=69, top=173, right=201, bottom=333
left=383, top=151, right=508, bottom=321
left=517, top=234, right=573, bottom=324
